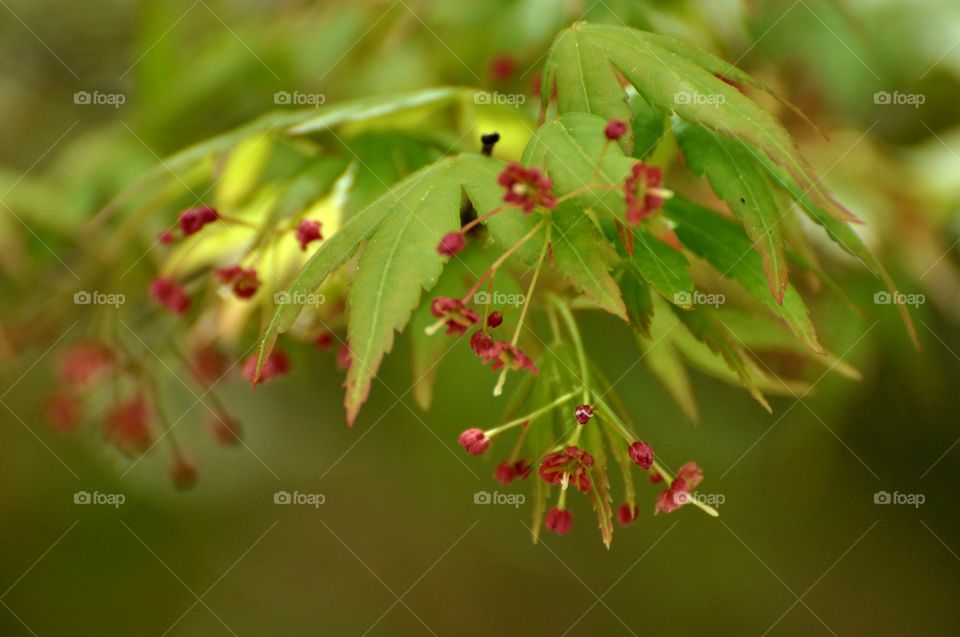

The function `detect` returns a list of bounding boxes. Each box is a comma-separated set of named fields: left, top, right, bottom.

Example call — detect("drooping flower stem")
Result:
left=485, top=390, right=578, bottom=438
left=491, top=224, right=550, bottom=396
left=589, top=139, right=611, bottom=184
left=511, top=225, right=551, bottom=349
left=508, top=421, right=530, bottom=463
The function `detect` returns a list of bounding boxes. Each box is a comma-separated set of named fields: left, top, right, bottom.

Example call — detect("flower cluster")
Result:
left=456, top=391, right=710, bottom=541
left=655, top=461, right=704, bottom=514
left=216, top=266, right=261, bottom=299
left=430, top=297, right=479, bottom=335
left=42, top=340, right=267, bottom=489
left=624, top=162, right=670, bottom=225
left=295, top=219, right=323, bottom=250
left=495, top=459, right=531, bottom=484
left=539, top=446, right=595, bottom=493
left=498, top=162, right=557, bottom=213
left=458, top=428, right=489, bottom=455
left=150, top=277, right=191, bottom=315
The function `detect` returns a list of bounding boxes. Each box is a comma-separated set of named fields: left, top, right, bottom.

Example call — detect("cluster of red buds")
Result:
left=426, top=121, right=672, bottom=399
left=456, top=392, right=713, bottom=540
left=151, top=205, right=328, bottom=315
left=42, top=336, right=294, bottom=489
left=420, top=122, right=704, bottom=542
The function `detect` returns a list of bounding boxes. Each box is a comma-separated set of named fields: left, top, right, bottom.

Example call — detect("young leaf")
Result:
left=519, top=114, right=633, bottom=319
left=523, top=112, right=634, bottom=216
left=664, top=195, right=824, bottom=354
left=456, top=154, right=543, bottom=266
left=551, top=203, right=628, bottom=320
left=629, top=226, right=694, bottom=307
left=256, top=159, right=453, bottom=380
left=344, top=159, right=465, bottom=424
left=541, top=23, right=853, bottom=223
left=755, top=154, right=919, bottom=348
left=528, top=371, right=558, bottom=544
left=714, top=307, right=861, bottom=380
left=585, top=422, right=615, bottom=548
left=600, top=411, right=637, bottom=509
left=287, top=87, right=467, bottom=135
left=635, top=307, right=699, bottom=422
left=618, top=267, right=654, bottom=338
left=675, top=121, right=788, bottom=303
left=541, top=28, right=635, bottom=152
left=670, top=305, right=771, bottom=412
left=629, top=92, right=666, bottom=159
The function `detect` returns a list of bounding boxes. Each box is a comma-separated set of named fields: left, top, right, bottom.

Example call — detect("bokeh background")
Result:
left=2, top=0, right=960, bottom=635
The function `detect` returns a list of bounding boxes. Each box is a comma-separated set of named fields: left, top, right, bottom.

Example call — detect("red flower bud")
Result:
left=654, top=462, right=704, bottom=515
left=487, top=311, right=503, bottom=328
left=209, top=415, right=242, bottom=446
left=469, top=330, right=496, bottom=358
left=217, top=266, right=260, bottom=299
left=624, top=162, right=667, bottom=226
left=178, top=206, right=218, bottom=236
left=314, top=332, right=333, bottom=350
left=437, top=232, right=465, bottom=256
left=498, top=162, right=557, bottom=213
left=57, top=342, right=113, bottom=386
left=539, top=446, right=594, bottom=493
left=149, top=277, right=191, bottom=315
left=242, top=351, right=291, bottom=386
left=46, top=392, right=81, bottom=432
left=431, top=296, right=479, bottom=335
left=458, top=428, right=489, bottom=455
left=574, top=404, right=593, bottom=425
left=628, top=441, right=654, bottom=469
left=494, top=461, right=516, bottom=484
left=296, top=220, right=323, bottom=250
left=337, top=343, right=352, bottom=370
left=604, top=119, right=628, bottom=140
left=105, top=396, right=151, bottom=457
left=617, top=503, right=639, bottom=526
left=489, top=54, right=516, bottom=81
left=170, top=454, right=198, bottom=491
left=191, top=345, right=228, bottom=385
left=545, top=507, right=573, bottom=535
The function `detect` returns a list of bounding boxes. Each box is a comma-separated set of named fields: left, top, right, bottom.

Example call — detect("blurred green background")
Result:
left=2, top=0, right=959, bottom=635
